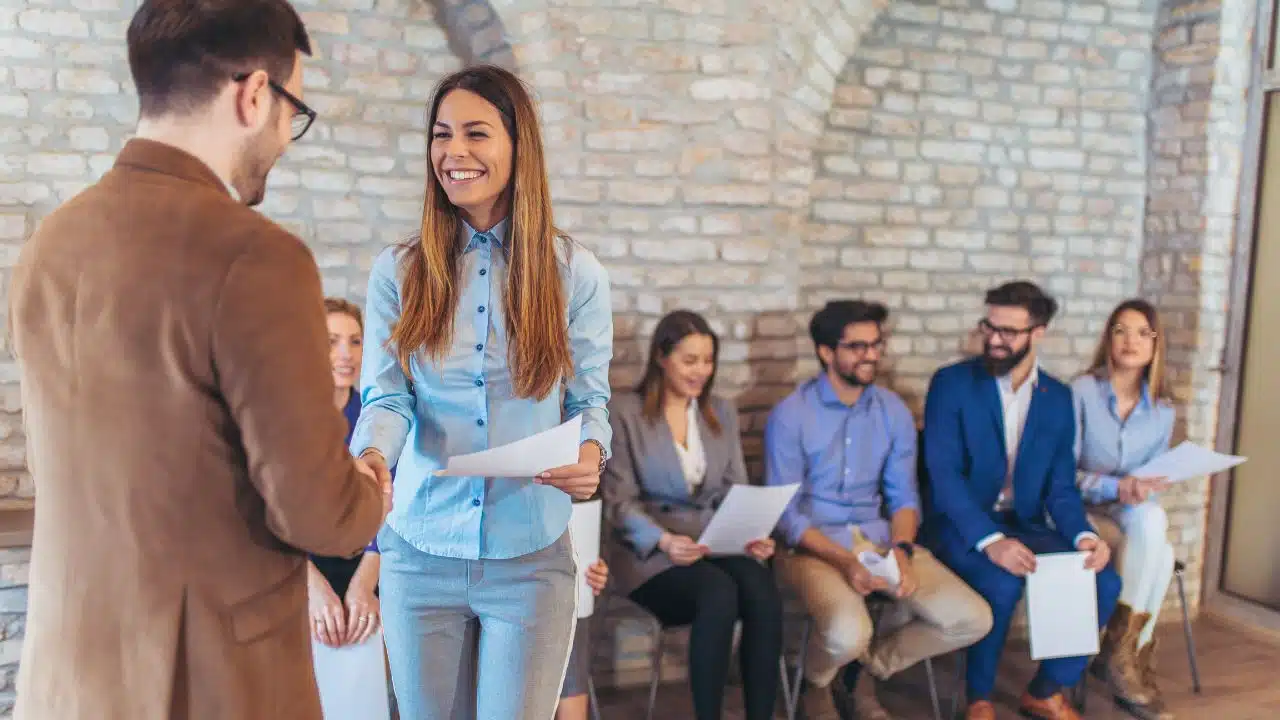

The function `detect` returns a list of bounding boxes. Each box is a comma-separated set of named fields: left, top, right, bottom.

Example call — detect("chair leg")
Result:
left=777, top=656, right=791, bottom=718
left=587, top=674, right=601, bottom=720
left=1175, top=566, right=1202, bottom=693
left=646, top=626, right=663, bottom=720
left=788, top=619, right=812, bottom=720
left=949, top=653, right=965, bottom=719
left=924, top=657, right=942, bottom=720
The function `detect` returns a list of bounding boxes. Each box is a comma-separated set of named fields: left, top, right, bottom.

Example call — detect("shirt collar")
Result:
left=459, top=216, right=510, bottom=253
left=1102, top=372, right=1152, bottom=413
left=996, top=360, right=1039, bottom=396
left=815, top=373, right=874, bottom=411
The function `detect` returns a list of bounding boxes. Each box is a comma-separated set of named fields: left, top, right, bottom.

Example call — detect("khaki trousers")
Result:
left=776, top=541, right=994, bottom=687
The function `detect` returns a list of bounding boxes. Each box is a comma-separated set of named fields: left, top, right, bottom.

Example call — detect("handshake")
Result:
left=354, top=450, right=395, bottom=519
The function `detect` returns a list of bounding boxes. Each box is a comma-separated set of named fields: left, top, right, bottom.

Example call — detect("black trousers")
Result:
left=630, top=556, right=783, bottom=720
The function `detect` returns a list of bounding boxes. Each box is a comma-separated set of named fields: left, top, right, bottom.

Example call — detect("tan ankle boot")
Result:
left=1099, top=604, right=1155, bottom=706
left=1136, top=638, right=1175, bottom=719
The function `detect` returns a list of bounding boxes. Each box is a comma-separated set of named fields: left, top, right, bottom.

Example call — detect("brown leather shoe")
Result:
left=965, top=700, right=996, bottom=720
left=1018, top=691, right=1082, bottom=720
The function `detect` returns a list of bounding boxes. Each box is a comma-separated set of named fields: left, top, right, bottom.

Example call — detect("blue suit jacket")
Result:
left=922, top=357, right=1090, bottom=552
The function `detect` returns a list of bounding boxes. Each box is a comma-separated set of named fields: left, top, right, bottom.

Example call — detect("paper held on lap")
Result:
left=1128, top=440, right=1246, bottom=483
left=1025, top=551, right=1099, bottom=661
left=434, top=414, right=582, bottom=477
left=696, top=483, right=800, bottom=556
left=313, top=630, right=392, bottom=720
left=569, top=499, right=602, bottom=619
left=857, top=548, right=901, bottom=589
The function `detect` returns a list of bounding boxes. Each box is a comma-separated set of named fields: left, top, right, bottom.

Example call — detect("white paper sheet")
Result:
left=312, top=631, right=392, bottom=720
left=569, top=499, right=602, bottom=619
left=857, top=548, right=901, bottom=589
left=696, top=484, right=800, bottom=556
left=1025, top=552, right=1099, bottom=661
left=1128, top=441, right=1247, bottom=483
left=435, top=414, right=582, bottom=478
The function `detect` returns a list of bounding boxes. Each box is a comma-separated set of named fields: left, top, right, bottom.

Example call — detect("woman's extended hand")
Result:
left=534, top=442, right=601, bottom=500
left=585, top=559, right=609, bottom=595
left=745, top=537, right=775, bottom=561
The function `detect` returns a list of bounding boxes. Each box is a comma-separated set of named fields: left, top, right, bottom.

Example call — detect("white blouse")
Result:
left=673, top=400, right=707, bottom=493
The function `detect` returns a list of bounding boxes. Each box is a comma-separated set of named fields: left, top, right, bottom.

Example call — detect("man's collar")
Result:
left=114, top=138, right=233, bottom=198
left=996, top=359, right=1039, bottom=394
left=460, top=216, right=510, bottom=253
left=815, top=373, right=874, bottom=410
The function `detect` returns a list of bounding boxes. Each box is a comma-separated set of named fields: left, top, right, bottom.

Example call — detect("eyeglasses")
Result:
left=977, top=318, right=1039, bottom=341
left=232, top=72, right=317, bottom=141
left=837, top=338, right=885, bottom=355
left=1111, top=325, right=1157, bottom=341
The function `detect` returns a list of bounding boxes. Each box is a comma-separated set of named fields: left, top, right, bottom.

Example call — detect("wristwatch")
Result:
left=583, top=439, right=607, bottom=474
left=895, top=541, right=916, bottom=559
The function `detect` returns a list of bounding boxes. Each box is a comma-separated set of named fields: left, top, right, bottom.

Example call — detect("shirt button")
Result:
left=479, top=268, right=487, bottom=276
left=480, top=236, right=488, bottom=243
left=478, top=305, right=486, bottom=313
left=475, top=378, right=484, bottom=387
left=475, top=344, right=483, bottom=352
left=476, top=418, right=485, bottom=427
left=472, top=498, right=482, bottom=506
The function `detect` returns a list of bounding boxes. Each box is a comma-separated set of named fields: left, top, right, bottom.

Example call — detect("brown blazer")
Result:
left=9, top=139, right=385, bottom=720
left=601, top=391, right=749, bottom=596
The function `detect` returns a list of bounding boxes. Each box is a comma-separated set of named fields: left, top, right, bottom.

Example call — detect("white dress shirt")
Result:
left=673, top=400, right=707, bottom=494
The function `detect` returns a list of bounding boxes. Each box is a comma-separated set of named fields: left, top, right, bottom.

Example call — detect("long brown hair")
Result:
left=637, top=310, right=722, bottom=435
left=1084, top=298, right=1171, bottom=402
left=390, top=65, right=571, bottom=400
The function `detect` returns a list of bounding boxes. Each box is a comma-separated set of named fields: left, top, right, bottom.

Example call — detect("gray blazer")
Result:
left=601, top=391, right=749, bottom=596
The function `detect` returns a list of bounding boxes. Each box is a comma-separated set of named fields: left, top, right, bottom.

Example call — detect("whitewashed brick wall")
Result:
left=0, top=0, right=1254, bottom=702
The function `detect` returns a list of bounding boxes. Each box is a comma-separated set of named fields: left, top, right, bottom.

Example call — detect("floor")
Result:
left=592, top=616, right=1280, bottom=719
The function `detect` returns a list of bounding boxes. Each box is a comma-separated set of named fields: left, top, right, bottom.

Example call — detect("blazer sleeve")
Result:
left=719, top=397, right=749, bottom=488
left=212, top=235, right=383, bottom=558
left=923, top=369, right=1002, bottom=549
left=1046, top=393, right=1092, bottom=544
left=600, top=399, right=666, bottom=558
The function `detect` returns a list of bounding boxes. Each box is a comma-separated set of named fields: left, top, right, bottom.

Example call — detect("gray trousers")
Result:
left=379, top=528, right=578, bottom=720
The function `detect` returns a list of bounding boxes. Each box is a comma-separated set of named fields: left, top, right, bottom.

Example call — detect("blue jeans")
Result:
left=937, top=523, right=1122, bottom=701
left=378, top=527, right=577, bottom=719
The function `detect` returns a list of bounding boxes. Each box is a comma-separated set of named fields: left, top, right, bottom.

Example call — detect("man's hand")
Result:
left=745, top=538, right=776, bottom=561
left=535, top=442, right=601, bottom=500
left=1118, top=475, right=1171, bottom=505
left=892, top=547, right=918, bottom=598
left=585, top=559, right=609, bottom=595
left=843, top=557, right=889, bottom=596
left=984, top=537, right=1037, bottom=577
left=659, top=533, right=709, bottom=566
left=357, top=451, right=393, bottom=517
left=1077, top=535, right=1111, bottom=572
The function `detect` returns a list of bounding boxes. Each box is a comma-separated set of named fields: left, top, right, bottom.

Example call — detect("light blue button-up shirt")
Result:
left=764, top=376, right=919, bottom=549
left=1071, top=372, right=1174, bottom=505
left=350, top=218, right=613, bottom=560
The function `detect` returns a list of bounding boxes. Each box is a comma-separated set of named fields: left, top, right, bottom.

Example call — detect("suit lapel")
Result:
left=976, top=366, right=1006, bottom=457
left=1013, top=381, right=1047, bottom=489
left=651, top=413, right=690, bottom=499
left=693, top=406, right=720, bottom=500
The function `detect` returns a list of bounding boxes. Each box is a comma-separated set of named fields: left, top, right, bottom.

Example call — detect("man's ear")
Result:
left=232, top=70, right=271, bottom=130
left=816, top=345, right=834, bottom=369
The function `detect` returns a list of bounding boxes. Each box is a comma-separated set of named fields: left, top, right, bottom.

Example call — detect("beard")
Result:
left=231, top=122, right=283, bottom=207
left=836, top=362, right=876, bottom=387
left=981, top=342, right=1030, bottom=377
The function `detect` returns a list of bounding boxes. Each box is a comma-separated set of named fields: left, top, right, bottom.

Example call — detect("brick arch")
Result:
left=424, top=0, right=517, bottom=69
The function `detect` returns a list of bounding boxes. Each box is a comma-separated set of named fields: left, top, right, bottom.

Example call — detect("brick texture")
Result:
left=0, top=0, right=1252, bottom=702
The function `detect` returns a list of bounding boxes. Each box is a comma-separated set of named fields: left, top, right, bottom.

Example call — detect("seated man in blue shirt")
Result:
left=923, top=281, right=1120, bottom=720
left=767, top=300, right=994, bottom=720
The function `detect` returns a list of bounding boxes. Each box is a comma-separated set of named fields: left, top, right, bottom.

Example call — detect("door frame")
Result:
left=1204, top=0, right=1280, bottom=633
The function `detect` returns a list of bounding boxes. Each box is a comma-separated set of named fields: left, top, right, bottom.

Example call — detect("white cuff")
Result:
left=975, top=532, right=1006, bottom=552
left=1073, top=531, right=1100, bottom=549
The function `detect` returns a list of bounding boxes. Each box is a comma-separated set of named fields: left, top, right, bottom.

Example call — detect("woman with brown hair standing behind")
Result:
left=1072, top=299, right=1177, bottom=720
left=350, top=65, right=613, bottom=720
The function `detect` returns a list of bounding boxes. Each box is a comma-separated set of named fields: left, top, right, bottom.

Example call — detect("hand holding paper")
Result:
left=695, top=484, right=800, bottom=556
left=1025, top=552, right=1099, bottom=661
left=857, top=549, right=900, bottom=590
left=435, top=415, right=582, bottom=478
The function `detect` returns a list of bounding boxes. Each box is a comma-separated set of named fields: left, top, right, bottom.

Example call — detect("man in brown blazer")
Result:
left=9, top=2, right=389, bottom=718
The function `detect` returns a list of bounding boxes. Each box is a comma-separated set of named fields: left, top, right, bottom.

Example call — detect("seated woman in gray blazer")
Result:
left=602, top=309, right=782, bottom=720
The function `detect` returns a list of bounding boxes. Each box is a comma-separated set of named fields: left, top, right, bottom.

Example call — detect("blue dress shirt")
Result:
left=350, top=217, right=613, bottom=560
left=1071, top=372, right=1174, bottom=505
left=764, top=376, right=920, bottom=549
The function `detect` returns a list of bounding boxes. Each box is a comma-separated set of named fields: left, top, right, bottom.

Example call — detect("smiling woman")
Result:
left=348, top=65, right=614, bottom=720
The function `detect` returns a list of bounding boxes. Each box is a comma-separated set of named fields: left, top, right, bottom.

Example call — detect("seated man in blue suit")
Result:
left=922, top=281, right=1120, bottom=720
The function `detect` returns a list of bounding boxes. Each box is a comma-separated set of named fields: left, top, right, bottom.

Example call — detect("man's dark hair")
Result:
left=809, top=300, right=888, bottom=368
left=127, top=0, right=312, bottom=118
left=984, top=280, right=1059, bottom=327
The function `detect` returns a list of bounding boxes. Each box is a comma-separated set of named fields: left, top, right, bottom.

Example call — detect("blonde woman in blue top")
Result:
left=1072, top=299, right=1176, bottom=720
left=351, top=65, right=613, bottom=720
